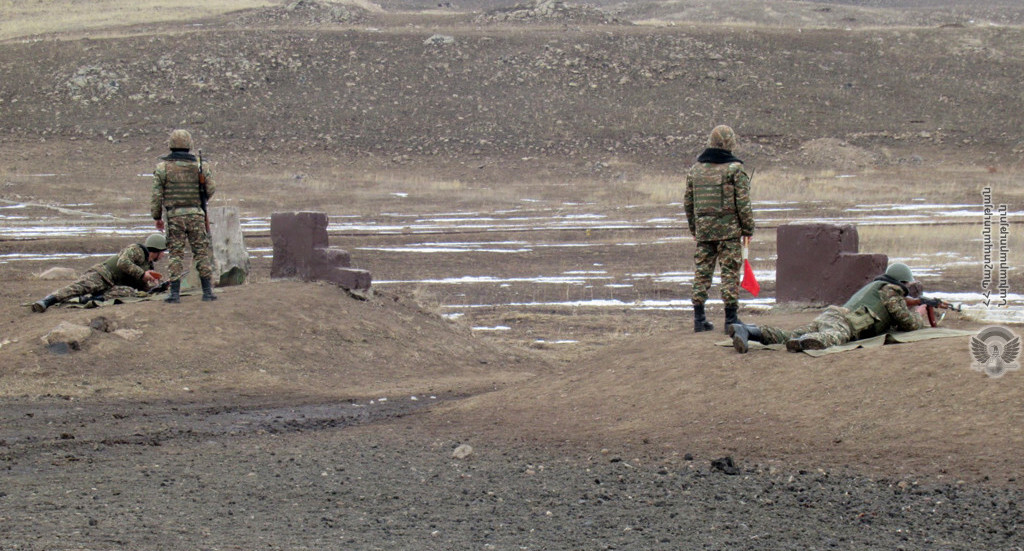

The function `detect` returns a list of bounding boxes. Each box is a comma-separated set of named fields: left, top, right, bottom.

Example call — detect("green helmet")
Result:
left=707, top=125, right=737, bottom=151
left=885, top=262, right=914, bottom=284
left=168, top=129, right=193, bottom=150
left=144, top=233, right=167, bottom=251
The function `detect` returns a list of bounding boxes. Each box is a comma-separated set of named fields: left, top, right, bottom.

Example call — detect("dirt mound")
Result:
left=794, top=138, right=880, bottom=170
left=230, top=0, right=372, bottom=26
left=0, top=280, right=546, bottom=400
left=475, top=0, right=625, bottom=25
left=430, top=312, right=1020, bottom=481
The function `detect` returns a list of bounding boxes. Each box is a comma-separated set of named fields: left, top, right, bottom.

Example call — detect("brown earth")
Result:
left=2, top=1, right=1023, bottom=549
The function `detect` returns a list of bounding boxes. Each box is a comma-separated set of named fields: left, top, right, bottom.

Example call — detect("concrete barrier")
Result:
left=183, top=206, right=251, bottom=290
left=776, top=223, right=887, bottom=305
left=270, top=211, right=371, bottom=291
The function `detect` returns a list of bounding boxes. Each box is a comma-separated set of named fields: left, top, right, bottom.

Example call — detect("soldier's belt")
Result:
left=165, top=206, right=204, bottom=217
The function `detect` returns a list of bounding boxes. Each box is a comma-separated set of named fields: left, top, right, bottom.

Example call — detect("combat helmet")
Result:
left=144, top=233, right=167, bottom=252
left=885, top=262, right=914, bottom=284
left=168, top=129, right=193, bottom=151
left=707, top=125, right=737, bottom=151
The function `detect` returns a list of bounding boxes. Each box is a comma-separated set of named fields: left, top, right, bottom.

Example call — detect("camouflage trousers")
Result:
left=167, top=213, right=214, bottom=280
left=692, top=238, right=741, bottom=307
left=51, top=270, right=110, bottom=303
left=759, top=306, right=855, bottom=348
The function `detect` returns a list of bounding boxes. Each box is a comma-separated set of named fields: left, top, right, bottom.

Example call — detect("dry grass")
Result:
left=860, top=223, right=1022, bottom=270
left=629, top=166, right=1022, bottom=207
left=860, top=224, right=983, bottom=257
left=0, top=0, right=273, bottom=40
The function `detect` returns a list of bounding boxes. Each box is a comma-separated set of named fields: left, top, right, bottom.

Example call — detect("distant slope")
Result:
left=1, top=15, right=1022, bottom=166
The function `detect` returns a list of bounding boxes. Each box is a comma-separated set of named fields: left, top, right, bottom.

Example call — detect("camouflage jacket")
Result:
left=843, top=281, right=925, bottom=338
left=92, top=243, right=153, bottom=289
left=878, top=283, right=926, bottom=332
left=151, top=155, right=215, bottom=220
left=684, top=161, right=754, bottom=242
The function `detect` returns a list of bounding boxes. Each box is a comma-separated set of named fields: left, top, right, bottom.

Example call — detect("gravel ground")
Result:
left=2, top=397, right=1020, bottom=551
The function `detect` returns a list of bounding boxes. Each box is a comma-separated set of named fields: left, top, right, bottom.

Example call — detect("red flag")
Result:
left=741, top=245, right=760, bottom=297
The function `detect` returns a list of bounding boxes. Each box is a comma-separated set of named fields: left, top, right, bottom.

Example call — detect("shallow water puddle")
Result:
left=5, top=201, right=1018, bottom=318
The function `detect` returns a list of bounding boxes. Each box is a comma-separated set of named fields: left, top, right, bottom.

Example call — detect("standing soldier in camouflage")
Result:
left=684, top=125, right=755, bottom=333
left=151, top=129, right=217, bottom=303
left=729, top=263, right=928, bottom=353
left=31, top=234, right=167, bottom=312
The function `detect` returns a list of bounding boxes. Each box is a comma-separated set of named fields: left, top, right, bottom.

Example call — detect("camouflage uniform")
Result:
left=684, top=126, right=755, bottom=308
left=151, top=147, right=215, bottom=281
left=757, top=282, right=925, bottom=347
left=49, top=244, right=154, bottom=303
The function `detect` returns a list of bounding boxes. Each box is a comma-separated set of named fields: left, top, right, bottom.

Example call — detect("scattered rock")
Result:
left=41, top=321, right=93, bottom=349
left=452, top=444, right=473, bottom=459
left=711, top=456, right=740, bottom=475
left=46, top=342, right=75, bottom=355
left=89, top=316, right=116, bottom=333
left=113, top=328, right=144, bottom=341
left=37, top=267, right=77, bottom=280
left=424, top=34, right=455, bottom=47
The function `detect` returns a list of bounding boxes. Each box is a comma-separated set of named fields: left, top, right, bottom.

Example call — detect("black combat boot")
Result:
left=200, top=277, right=217, bottom=302
left=31, top=295, right=58, bottom=313
left=729, top=323, right=763, bottom=354
left=693, top=303, right=714, bottom=333
left=164, top=280, right=181, bottom=303
left=723, top=305, right=743, bottom=334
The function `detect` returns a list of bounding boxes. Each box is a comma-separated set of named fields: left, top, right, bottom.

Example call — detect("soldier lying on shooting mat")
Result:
left=729, top=263, right=928, bottom=353
left=31, top=234, right=168, bottom=313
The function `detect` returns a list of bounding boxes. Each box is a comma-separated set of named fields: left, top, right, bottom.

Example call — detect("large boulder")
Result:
left=41, top=321, right=93, bottom=351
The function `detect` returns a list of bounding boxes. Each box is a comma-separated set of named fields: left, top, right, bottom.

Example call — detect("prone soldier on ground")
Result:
left=151, top=129, right=217, bottom=303
left=32, top=234, right=168, bottom=313
left=684, top=125, right=756, bottom=333
left=729, top=263, right=929, bottom=353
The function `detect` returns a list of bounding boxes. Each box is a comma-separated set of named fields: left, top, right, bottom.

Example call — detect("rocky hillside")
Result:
left=1, top=1, right=1023, bottom=168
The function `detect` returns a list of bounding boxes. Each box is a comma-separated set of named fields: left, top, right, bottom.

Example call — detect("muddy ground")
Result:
left=2, top=1, right=1024, bottom=549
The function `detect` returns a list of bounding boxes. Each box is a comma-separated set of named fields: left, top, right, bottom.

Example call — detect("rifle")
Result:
left=150, top=270, right=190, bottom=294
left=906, top=295, right=962, bottom=327
left=198, top=149, right=210, bottom=234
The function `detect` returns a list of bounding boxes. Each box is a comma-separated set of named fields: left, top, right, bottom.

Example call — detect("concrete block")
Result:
left=209, top=206, right=251, bottom=286
left=270, top=211, right=372, bottom=291
left=776, top=223, right=887, bottom=305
